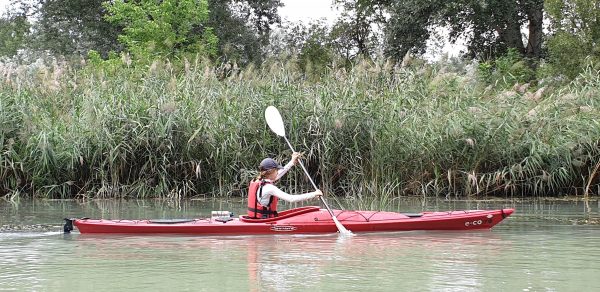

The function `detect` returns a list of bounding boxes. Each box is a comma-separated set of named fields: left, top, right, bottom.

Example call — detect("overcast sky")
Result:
left=279, top=0, right=338, bottom=23
left=0, top=0, right=8, bottom=13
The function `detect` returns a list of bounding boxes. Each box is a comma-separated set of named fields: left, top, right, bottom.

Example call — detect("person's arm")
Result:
left=262, top=184, right=318, bottom=203
left=275, top=152, right=302, bottom=181
left=275, top=160, right=294, bottom=181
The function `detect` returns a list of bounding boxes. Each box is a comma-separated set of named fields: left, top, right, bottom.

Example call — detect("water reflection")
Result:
left=60, top=231, right=508, bottom=291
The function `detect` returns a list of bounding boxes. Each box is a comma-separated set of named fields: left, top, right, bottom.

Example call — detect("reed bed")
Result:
left=0, top=57, right=599, bottom=199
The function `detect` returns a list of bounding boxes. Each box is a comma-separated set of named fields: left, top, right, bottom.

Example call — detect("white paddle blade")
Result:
left=265, top=106, right=286, bottom=137
left=332, top=216, right=354, bottom=236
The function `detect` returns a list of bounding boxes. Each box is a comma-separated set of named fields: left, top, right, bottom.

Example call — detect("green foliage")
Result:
left=8, top=0, right=280, bottom=64
left=331, top=0, right=384, bottom=59
left=545, top=32, right=595, bottom=79
left=0, top=11, right=30, bottom=57
left=298, top=39, right=333, bottom=78
left=103, top=0, right=217, bottom=60
left=383, top=0, right=437, bottom=61
left=201, top=0, right=282, bottom=65
left=271, top=20, right=336, bottom=75
left=495, top=49, right=535, bottom=82
left=381, top=0, right=544, bottom=61
left=30, top=0, right=122, bottom=56
left=544, top=0, right=600, bottom=79
left=286, top=22, right=334, bottom=76
left=2, top=0, right=600, bottom=199
left=86, top=50, right=126, bottom=73
left=477, top=49, right=535, bottom=85
left=477, top=61, right=494, bottom=83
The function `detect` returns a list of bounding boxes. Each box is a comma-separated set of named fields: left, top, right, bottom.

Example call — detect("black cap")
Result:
left=259, top=158, right=283, bottom=171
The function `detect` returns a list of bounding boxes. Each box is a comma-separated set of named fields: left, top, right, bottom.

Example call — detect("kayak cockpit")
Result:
left=240, top=206, right=320, bottom=223
left=148, top=219, right=196, bottom=224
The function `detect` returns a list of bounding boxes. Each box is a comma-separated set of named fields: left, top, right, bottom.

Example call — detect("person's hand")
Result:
left=291, top=152, right=303, bottom=165
left=314, top=189, right=323, bottom=197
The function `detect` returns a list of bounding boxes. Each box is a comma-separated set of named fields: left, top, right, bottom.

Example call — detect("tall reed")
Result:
left=0, top=57, right=599, bottom=199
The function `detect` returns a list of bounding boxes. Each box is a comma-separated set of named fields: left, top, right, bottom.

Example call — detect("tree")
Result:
left=545, top=0, right=600, bottom=78
left=332, top=0, right=387, bottom=60
left=268, top=20, right=335, bottom=73
left=383, top=0, right=438, bottom=61
left=5, top=0, right=282, bottom=64
left=443, top=0, right=544, bottom=60
left=30, top=0, right=122, bottom=56
left=207, top=0, right=282, bottom=65
left=0, top=7, right=31, bottom=57
left=295, top=22, right=334, bottom=74
left=382, top=0, right=544, bottom=61
left=104, top=0, right=217, bottom=60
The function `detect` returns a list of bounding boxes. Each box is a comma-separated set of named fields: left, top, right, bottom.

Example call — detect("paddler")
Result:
left=247, top=152, right=322, bottom=219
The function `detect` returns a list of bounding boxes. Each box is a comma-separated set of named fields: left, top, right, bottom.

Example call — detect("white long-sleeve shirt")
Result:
left=257, top=159, right=319, bottom=206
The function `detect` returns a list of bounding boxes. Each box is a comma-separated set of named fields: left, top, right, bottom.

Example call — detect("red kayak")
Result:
left=64, top=206, right=514, bottom=235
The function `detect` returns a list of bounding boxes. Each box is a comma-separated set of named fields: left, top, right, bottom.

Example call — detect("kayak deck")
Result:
left=68, top=207, right=514, bottom=235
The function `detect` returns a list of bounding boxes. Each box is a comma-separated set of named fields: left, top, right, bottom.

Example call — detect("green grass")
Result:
left=0, top=57, right=599, bottom=199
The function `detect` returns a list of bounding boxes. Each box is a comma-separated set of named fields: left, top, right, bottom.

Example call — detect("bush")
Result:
left=477, top=48, right=535, bottom=86
left=545, top=32, right=600, bottom=79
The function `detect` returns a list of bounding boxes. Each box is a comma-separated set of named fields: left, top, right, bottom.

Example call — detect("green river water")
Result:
left=1, top=198, right=599, bottom=291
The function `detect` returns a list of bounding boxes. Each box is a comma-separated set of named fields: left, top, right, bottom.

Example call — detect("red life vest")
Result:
left=247, top=179, right=279, bottom=218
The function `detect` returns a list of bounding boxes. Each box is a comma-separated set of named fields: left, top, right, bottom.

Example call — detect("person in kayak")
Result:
left=247, top=152, right=322, bottom=219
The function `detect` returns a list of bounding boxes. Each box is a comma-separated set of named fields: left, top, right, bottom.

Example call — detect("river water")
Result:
left=1, top=198, right=599, bottom=291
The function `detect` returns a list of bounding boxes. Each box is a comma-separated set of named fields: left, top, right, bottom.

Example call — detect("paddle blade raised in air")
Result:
left=265, top=106, right=286, bottom=137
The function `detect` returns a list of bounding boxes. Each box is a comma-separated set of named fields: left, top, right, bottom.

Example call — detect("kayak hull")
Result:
left=71, top=206, right=514, bottom=235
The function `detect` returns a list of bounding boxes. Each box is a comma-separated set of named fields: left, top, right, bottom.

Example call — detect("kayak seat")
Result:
left=401, top=213, right=423, bottom=218
left=149, top=219, right=195, bottom=224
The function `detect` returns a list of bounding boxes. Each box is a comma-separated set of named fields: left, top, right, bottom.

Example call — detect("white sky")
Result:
left=0, top=0, right=8, bottom=14
left=279, top=0, right=339, bottom=23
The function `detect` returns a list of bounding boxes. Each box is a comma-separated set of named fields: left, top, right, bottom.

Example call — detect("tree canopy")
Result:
left=103, top=0, right=216, bottom=59
left=0, top=8, right=30, bottom=57
left=0, top=0, right=598, bottom=80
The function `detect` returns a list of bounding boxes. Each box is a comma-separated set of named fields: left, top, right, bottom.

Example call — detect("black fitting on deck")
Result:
left=63, top=218, right=74, bottom=233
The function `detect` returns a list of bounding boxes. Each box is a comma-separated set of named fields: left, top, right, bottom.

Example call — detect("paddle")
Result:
left=264, top=106, right=353, bottom=236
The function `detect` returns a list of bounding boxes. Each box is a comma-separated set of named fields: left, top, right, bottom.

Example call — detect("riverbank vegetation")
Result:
left=1, top=55, right=599, bottom=199
left=1, top=0, right=599, bottom=199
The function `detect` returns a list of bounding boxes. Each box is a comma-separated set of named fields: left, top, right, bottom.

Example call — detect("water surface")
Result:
left=1, top=198, right=599, bottom=291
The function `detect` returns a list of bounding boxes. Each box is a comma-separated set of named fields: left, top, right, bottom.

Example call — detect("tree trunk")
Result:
left=354, top=11, right=369, bottom=57
left=525, top=0, right=544, bottom=59
left=497, top=20, right=525, bottom=54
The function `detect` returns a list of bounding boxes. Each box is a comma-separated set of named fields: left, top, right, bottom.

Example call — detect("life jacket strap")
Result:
left=247, top=207, right=278, bottom=215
